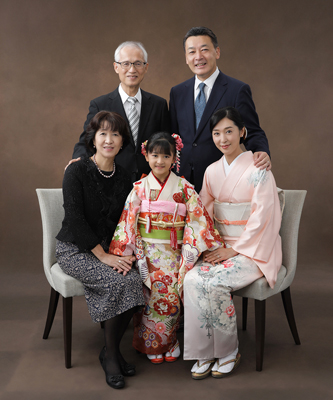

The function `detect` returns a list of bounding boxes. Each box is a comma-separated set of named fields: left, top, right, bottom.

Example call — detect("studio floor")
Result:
left=1, top=262, right=332, bottom=400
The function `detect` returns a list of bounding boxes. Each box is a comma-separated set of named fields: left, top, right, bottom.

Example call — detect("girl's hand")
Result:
left=203, top=247, right=238, bottom=266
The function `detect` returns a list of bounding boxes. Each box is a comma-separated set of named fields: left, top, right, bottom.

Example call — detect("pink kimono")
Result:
left=183, top=151, right=282, bottom=360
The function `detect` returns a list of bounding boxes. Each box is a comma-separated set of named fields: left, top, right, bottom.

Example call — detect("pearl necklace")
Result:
left=92, top=154, right=116, bottom=178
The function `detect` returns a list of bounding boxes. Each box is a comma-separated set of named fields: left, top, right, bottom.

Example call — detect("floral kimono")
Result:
left=183, top=151, right=283, bottom=360
left=110, top=171, right=222, bottom=355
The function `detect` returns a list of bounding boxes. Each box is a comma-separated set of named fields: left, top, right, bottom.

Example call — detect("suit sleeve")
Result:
left=169, top=88, right=179, bottom=134
left=235, top=84, right=270, bottom=157
left=72, top=99, right=99, bottom=158
left=160, top=99, right=172, bottom=133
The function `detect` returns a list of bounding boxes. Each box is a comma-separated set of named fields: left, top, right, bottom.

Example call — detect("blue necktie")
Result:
left=195, top=82, right=206, bottom=129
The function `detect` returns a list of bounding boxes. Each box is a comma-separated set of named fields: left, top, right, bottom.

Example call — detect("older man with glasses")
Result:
left=72, top=41, right=171, bottom=182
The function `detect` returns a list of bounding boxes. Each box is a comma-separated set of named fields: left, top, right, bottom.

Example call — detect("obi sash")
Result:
left=138, top=200, right=186, bottom=246
left=214, top=201, right=251, bottom=238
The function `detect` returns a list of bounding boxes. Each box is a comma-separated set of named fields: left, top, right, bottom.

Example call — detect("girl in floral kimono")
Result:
left=109, top=132, right=223, bottom=364
left=184, top=107, right=282, bottom=380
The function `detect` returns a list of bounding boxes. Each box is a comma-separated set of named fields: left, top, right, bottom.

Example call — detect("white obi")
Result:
left=213, top=201, right=251, bottom=238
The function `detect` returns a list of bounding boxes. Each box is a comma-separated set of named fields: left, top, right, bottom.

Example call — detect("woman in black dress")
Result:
left=56, top=111, right=145, bottom=389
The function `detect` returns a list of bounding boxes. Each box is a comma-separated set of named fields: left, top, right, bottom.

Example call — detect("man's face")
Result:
left=114, top=46, right=148, bottom=93
left=185, top=35, right=220, bottom=81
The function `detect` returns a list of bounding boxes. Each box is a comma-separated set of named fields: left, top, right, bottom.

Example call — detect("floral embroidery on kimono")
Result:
left=110, top=171, right=223, bottom=354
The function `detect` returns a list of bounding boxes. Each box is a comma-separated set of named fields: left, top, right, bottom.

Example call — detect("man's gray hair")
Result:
left=114, top=41, right=148, bottom=63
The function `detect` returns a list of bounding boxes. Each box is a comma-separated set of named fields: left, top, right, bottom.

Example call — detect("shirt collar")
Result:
left=195, top=67, right=219, bottom=91
left=118, top=84, right=142, bottom=104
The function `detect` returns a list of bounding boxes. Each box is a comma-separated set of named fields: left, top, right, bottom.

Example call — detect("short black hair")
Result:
left=183, top=27, right=218, bottom=50
left=146, top=132, right=176, bottom=156
left=210, top=107, right=246, bottom=144
left=85, top=111, right=130, bottom=154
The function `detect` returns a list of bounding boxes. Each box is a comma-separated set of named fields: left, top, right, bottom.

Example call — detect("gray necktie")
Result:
left=127, top=97, right=139, bottom=145
left=195, top=82, right=206, bottom=129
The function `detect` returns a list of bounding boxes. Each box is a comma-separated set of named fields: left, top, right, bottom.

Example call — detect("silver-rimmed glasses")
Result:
left=115, top=61, right=147, bottom=70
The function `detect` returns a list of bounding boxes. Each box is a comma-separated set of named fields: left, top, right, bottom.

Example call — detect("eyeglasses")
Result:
left=115, top=61, right=147, bottom=70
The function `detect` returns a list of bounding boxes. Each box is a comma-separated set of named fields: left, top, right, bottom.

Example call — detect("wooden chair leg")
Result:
left=255, top=299, right=266, bottom=371
left=242, top=297, right=248, bottom=330
left=281, top=287, right=301, bottom=345
left=43, top=287, right=59, bottom=339
left=63, top=296, right=73, bottom=369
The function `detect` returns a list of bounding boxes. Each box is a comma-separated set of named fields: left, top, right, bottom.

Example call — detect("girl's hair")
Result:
left=85, top=111, right=131, bottom=154
left=146, top=132, right=176, bottom=156
left=210, top=106, right=246, bottom=144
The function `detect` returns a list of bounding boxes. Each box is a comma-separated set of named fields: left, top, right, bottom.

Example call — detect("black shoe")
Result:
left=121, top=362, right=136, bottom=377
left=99, top=347, right=125, bottom=389
left=99, top=346, right=136, bottom=376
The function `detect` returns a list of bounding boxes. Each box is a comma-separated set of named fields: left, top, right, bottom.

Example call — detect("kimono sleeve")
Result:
left=232, top=169, right=282, bottom=263
left=177, top=182, right=224, bottom=296
left=199, top=168, right=215, bottom=220
left=109, top=186, right=141, bottom=256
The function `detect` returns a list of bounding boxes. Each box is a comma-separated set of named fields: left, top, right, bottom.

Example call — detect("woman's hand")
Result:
left=101, top=254, right=135, bottom=275
left=203, top=247, right=238, bottom=266
left=91, top=245, right=135, bottom=275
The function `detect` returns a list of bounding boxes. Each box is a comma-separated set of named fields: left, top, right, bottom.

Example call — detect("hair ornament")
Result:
left=141, top=140, right=148, bottom=156
left=171, top=133, right=184, bottom=173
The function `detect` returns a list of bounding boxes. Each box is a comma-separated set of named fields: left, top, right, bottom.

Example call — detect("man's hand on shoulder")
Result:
left=253, top=152, right=271, bottom=171
left=65, top=157, right=81, bottom=171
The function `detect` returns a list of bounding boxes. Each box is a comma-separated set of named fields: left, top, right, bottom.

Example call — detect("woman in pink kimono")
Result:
left=109, top=132, right=223, bottom=364
left=184, top=107, right=282, bottom=379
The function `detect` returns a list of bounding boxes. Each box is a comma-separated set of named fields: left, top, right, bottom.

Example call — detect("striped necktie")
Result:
left=195, top=82, right=206, bottom=129
left=127, top=97, right=139, bottom=145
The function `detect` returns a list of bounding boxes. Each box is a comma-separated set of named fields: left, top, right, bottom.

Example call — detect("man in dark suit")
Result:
left=169, top=27, right=270, bottom=191
left=73, top=41, right=171, bottom=182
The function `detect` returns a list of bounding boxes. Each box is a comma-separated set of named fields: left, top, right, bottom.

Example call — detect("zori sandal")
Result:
left=191, top=359, right=216, bottom=380
left=211, top=353, right=241, bottom=378
left=147, top=354, right=164, bottom=364
left=165, top=340, right=181, bottom=362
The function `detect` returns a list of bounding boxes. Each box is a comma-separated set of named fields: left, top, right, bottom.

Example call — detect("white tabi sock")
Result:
left=212, top=348, right=238, bottom=373
left=191, top=359, right=215, bottom=373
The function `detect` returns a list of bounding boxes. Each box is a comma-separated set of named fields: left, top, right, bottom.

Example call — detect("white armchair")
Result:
left=36, top=188, right=85, bottom=368
left=233, top=189, right=307, bottom=371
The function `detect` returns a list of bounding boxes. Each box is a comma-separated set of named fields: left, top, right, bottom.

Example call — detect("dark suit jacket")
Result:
left=73, top=88, right=171, bottom=182
left=169, top=71, right=270, bottom=191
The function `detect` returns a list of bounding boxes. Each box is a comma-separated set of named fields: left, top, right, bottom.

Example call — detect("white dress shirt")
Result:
left=118, top=84, right=142, bottom=119
left=194, top=67, right=220, bottom=103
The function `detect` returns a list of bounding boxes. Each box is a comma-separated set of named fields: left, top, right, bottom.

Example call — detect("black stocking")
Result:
left=103, top=306, right=138, bottom=375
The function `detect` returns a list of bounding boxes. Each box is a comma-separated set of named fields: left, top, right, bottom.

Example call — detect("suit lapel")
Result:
left=107, top=89, right=127, bottom=119
left=108, top=89, right=136, bottom=147
left=138, top=90, right=153, bottom=149
left=194, top=71, right=228, bottom=141
left=184, top=78, right=196, bottom=136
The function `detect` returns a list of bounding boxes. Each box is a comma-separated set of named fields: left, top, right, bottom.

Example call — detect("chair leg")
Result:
left=242, top=297, right=248, bottom=330
left=281, top=287, right=301, bottom=345
left=255, top=299, right=266, bottom=371
left=63, top=296, right=73, bottom=369
left=43, top=287, right=59, bottom=339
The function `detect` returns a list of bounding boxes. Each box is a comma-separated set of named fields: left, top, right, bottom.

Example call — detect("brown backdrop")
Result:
left=1, top=0, right=332, bottom=272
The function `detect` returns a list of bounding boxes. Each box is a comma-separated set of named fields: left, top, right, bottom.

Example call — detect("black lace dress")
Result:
left=56, top=157, right=145, bottom=323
